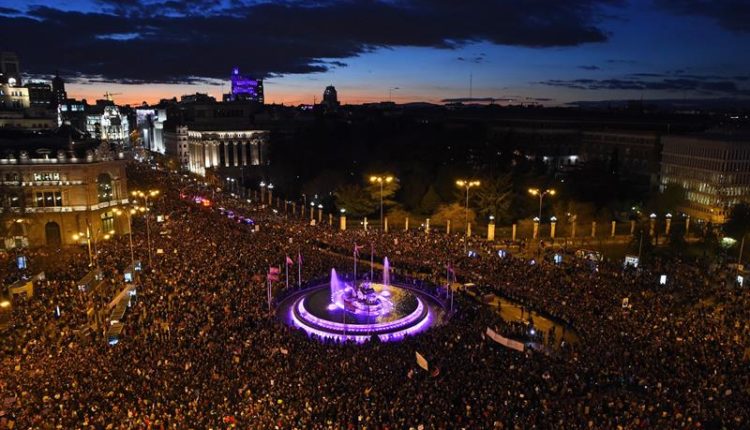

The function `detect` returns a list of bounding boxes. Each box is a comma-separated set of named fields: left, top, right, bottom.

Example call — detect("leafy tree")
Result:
left=365, top=173, right=400, bottom=209
left=723, top=202, right=750, bottom=240
left=430, top=203, right=476, bottom=229
left=334, top=184, right=376, bottom=217
left=473, top=174, right=513, bottom=222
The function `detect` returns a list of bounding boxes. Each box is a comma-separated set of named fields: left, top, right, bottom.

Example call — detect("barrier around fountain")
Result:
left=277, top=272, right=448, bottom=344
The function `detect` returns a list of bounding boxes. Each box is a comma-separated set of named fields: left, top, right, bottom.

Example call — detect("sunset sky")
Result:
left=1, top=0, right=748, bottom=106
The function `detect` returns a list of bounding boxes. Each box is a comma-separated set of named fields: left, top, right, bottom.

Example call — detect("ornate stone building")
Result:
left=0, top=143, right=129, bottom=248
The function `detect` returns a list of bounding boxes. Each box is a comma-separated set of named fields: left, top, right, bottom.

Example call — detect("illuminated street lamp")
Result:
left=113, top=207, right=136, bottom=269
left=260, top=181, right=266, bottom=204
left=456, top=179, right=480, bottom=251
left=528, top=188, right=556, bottom=221
left=131, top=189, right=159, bottom=266
left=268, top=183, right=274, bottom=206
left=370, top=175, right=394, bottom=232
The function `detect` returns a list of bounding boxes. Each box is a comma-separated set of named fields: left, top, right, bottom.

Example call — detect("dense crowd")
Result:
left=0, top=162, right=748, bottom=429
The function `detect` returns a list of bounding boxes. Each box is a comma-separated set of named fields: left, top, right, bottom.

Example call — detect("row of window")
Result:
left=35, top=191, right=63, bottom=207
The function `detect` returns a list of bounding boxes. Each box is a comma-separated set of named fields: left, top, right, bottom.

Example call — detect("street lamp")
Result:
left=528, top=188, right=556, bottom=221
left=456, top=179, right=480, bottom=251
left=268, top=183, right=274, bottom=206
left=260, top=181, right=266, bottom=204
left=370, top=175, right=394, bottom=232
left=113, top=207, right=135, bottom=269
left=131, top=189, right=159, bottom=266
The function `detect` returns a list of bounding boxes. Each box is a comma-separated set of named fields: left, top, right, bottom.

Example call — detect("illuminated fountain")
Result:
left=278, top=259, right=446, bottom=343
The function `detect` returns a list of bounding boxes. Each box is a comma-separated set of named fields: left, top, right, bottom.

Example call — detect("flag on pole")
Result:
left=354, top=244, right=364, bottom=257
left=297, top=251, right=303, bottom=265
left=415, top=351, right=429, bottom=371
left=268, top=266, right=280, bottom=281
left=286, top=255, right=294, bottom=265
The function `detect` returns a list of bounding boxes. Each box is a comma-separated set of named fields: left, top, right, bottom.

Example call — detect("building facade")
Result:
left=0, top=149, right=129, bottom=248
left=660, top=132, right=750, bottom=223
left=164, top=125, right=189, bottom=168
left=0, top=83, right=30, bottom=109
left=185, top=128, right=269, bottom=176
left=86, top=102, right=130, bottom=145
left=136, top=107, right=167, bottom=153
left=224, top=67, right=264, bottom=104
left=580, top=131, right=661, bottom=187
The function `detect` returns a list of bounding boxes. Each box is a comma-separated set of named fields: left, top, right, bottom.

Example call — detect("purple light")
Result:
left=296, top=297, right=425, bottom=333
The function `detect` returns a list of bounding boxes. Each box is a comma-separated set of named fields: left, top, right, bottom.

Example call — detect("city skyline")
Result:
left=1, top=0, right=749, bottom=106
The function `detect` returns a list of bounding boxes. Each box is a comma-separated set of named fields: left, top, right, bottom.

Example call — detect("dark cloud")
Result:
left=0, top=6, right=20, bottom=15
left=457, top=53, right=487, bottom=64
left=578, top=65, right=600, bottom=70
left=1, top=0, right=618, bottom=84
left=656, top=0, right=750, bottom=33
left=540, top=74, right=750, bottom=96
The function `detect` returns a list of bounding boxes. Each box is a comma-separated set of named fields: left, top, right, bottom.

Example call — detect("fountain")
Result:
left=277, top=258, right=445, bottom=343
left=383, top=257, right=391, bottom=286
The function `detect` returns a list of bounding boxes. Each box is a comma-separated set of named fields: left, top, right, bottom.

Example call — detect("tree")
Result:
left=473, top=174, right=513, bottom=222
left=365, top=173, right=400, bottom=209
left=430, top=203, right=476, bottom=229
left=334, top=184, right=376, bottom=217
left=723, top=202, right=750, bottom=240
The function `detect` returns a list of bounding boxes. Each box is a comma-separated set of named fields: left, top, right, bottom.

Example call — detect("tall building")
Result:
left=660, top=131, right=750, bottom=223
left=321, top=85, right=340, bottom=111
left=224, top=67, right=264, bottom=103
left=52, top=74, right=67, bottom=106
left=25, top=81, right=54, bottom=107
left=0, top=51, right=22, bottom=86
left=136, top=107, right=167, bottom=153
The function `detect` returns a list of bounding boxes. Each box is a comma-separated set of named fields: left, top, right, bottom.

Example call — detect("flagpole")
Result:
left=370, top=242, right=374, bottom=281
left=285, top=257, right=289, bottom=289
left=297, top=248, right=301, bottom=289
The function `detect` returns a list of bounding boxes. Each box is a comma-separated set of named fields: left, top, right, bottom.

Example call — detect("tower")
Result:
left=52, top=73, right=67, bottom=105
left=321, top=85, right=339, bottom=111
left=0, top=51, right=22, bottom=86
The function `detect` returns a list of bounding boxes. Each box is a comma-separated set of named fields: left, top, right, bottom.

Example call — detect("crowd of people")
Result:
left=0, top=162, right=748, bottom=429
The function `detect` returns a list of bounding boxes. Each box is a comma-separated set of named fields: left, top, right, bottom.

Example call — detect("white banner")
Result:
left=485, top=327, right=525, bottom=352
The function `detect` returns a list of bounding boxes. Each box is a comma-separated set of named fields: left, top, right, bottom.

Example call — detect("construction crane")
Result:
left=103, top=92, right=122, bottom=101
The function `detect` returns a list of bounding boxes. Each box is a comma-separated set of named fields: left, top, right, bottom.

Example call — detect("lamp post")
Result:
left=340, top=208, right=347, bottom=231
left=260, top=181, right=266, bottom=204
left=113, top=207, right=135, bottom=269
left=528, top=188, right=556, bottom=221
left=73, top=227, right=113, bottom=271
left=317, top=204, right=323, bottom=223
left=131, top=189, right=159, bottom=266
left=456, top=179, right=480, bottom=252
left=268, top=183, right=274, bottom=206
left=369, top=175, right=394, bottom=232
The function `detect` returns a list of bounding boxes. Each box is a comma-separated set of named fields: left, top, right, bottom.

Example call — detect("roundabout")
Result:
left=278, top=267, right=447, bottom=343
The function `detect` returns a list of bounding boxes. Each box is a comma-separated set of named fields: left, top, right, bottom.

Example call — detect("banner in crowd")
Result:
left=485, top=327, right=525, bottom=352
left=415, top=351, right=429, bottom=371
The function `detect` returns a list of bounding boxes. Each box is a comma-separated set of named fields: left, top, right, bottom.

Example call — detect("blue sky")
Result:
left=1, top=0, right=748, bottom=105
